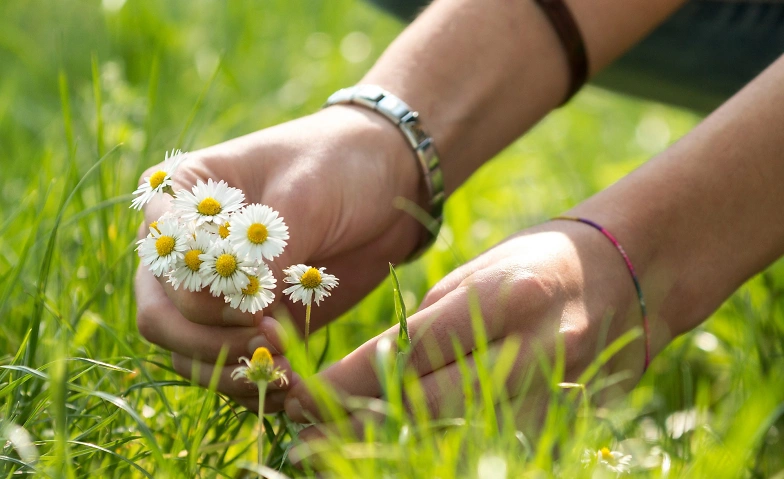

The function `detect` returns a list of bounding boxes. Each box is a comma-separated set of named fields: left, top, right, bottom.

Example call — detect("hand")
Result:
left=284, top=220, right=651, bottom=433
left=134, top=105, right=425, bottom=411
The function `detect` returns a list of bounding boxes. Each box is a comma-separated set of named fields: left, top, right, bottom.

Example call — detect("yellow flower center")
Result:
left=251, top=347, right=273, bottom=368
left=149, top=170, right=168, bottom=189
left=184, top=249, right=203, bottom=271
left=600, top=447, right=613, bottom=460
left=149, top=221, right=160, bottom=234
left=197, top=197, right=221, bottom=216
left=218, top=222, right=230, bottom=239
left=300, top=267, right=322, bottom=289
left=247, top=223, right=268, bottom=244
left=215, top=253, right=237, bottom=277
left=155, top=235, right=175, bottom=256
left=242, top=275, right=260, bottom=295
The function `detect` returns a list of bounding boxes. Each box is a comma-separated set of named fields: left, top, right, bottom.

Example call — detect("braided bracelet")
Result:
left=324, top=85, right=444, bottom=261
left=534, top=0, right=589, bottom=105
left=552, top=216, right=651, bottom=372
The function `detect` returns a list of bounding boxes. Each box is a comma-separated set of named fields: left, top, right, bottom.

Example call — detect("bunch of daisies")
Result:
left=132, top=150, right=338, bottom=316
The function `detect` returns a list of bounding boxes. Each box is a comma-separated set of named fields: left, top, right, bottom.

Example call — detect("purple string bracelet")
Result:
left=552, top=216, right=651, bottom=372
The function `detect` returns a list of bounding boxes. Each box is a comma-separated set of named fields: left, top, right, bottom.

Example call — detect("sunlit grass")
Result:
left=1, top=0, right=783, bottom=477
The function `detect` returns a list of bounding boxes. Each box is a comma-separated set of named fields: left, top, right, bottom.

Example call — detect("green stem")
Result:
left=256, top=380, right=268, bottom=469
left=305, top=303, right=312, bottom=361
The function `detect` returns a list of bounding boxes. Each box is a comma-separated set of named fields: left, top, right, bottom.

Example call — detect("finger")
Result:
left=232, top=390, right=288, bottom=414
left=171, top=352, right=293, bottom=397
left=408, top=338, right=537, bottom=420
left=136, top=267, right=283, bottom=362
left=289, top=409, right=384, bottom=466
left=416, top=261, right=479, bottom=312
left=285, top=283, right=496, bottom=422
left=161, top=281, right=255, bottom=327
left=159, top=241, right=297, bottom=328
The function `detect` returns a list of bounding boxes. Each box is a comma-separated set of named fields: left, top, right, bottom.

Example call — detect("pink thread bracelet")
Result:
left=552, top=216, right=651, bottom=372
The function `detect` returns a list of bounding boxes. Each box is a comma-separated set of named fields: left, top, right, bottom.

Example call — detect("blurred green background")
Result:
left=1, top=0, right=783, bottom=477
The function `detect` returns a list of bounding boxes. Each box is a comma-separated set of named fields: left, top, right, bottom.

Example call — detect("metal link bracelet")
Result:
left=324, top=85, right=445, bottom=261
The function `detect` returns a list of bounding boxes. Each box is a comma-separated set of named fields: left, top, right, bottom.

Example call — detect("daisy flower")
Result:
left=199, top=239, right=255, bottom=297
left=136, top=219, right=189, bottom=277
left=282, top=264, right=339, bottom=306
left=232, top=346, right=288, bottom=467
left=168, top=230, right=213, bottom=292
left=224, top=263, right=277, bottom=314
left=147, top=211, right=177, bottom=236
left=582, top=447, right=632, bottom=474
left=172, top=179, right=245, bottom=227
left=217, top=221, right=231, bottom=240
left=228, top=204, right=289, bottom=262
left=232, top=346, right=287, bottom=386
left=131, top=149, right=186, bottom=210
left=283, top=265, right=338, bottom=359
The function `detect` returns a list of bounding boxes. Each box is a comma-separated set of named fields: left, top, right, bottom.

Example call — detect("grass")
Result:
left=1, top=0, right=784, bottom=477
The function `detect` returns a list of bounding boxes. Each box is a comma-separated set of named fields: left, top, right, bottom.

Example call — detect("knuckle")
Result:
left=484, top=262, right=556, bottom=312
left=512, top=274, right=553, bottom=307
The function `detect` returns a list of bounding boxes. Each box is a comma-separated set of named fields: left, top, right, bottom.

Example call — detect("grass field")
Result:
left=2, top=1, right=784, bottom=477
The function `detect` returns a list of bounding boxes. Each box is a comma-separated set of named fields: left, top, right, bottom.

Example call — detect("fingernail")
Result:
left=260, top=316, right=288, bottom=352
left=285, top=398, right=305, bottom=422
left=247, top=334, right=279, bottom=355
left=222, top=306, right=254, bottom=326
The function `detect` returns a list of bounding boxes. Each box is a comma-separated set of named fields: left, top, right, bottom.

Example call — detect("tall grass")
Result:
left=1, top=0, right=783, bottom=477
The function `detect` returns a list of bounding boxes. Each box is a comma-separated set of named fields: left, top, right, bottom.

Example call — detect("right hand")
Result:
left=134, top=105, right=426, bottom=411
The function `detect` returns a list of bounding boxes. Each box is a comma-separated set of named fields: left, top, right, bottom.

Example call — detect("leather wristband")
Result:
left=534, top=0, right=589, bottom=104
left=324, top=85, right=445, bottom=262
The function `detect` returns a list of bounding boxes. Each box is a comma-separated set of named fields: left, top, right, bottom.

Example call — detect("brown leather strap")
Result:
left=534, top=0, right=588, bottom=105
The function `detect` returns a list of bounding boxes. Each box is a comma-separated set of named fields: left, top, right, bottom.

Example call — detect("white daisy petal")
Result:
left=591, top=448, right=632, bottom=474
left=131, top=149, right=187, bottom=210
left=282, top=264, right=338, bottom=307
left=168, top=230, right=213, bottom=292
left=198, top=239, right=255, bottom=297
left=172, top=179, right=245, bottom=226
left=136, top=218, right=189, bottom=277
left=228, top=204, right=289, bottom=261
left=224, top=263, right=277, bottom=314
left=145, top=211, right=179, bottom=237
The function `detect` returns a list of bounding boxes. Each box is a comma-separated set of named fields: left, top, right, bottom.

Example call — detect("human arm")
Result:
left=360, top=0, right=687, bottom=191
left=134, top=0, right=688, bottom=408
left=285, top=54, right=784, bottom=427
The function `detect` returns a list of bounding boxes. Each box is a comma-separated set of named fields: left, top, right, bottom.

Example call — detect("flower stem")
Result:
left=256, top=380, right=268, bottom=468
left=305, top=303, right=312, bottom=361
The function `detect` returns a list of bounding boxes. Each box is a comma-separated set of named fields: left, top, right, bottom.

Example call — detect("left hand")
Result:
left=283, top=220, right=652, bottom=436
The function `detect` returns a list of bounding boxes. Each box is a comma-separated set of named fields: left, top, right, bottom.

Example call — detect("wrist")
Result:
left=312, top=105, right=421, bottom=197
left=360, top=0, right=573, bottom=194
left=310, top=105, right=429, bottom=256
left=564, top=188, right=711, bottom=352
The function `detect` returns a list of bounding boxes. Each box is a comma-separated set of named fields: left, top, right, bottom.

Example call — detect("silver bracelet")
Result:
left=324, top=85, right=445, bottom=261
